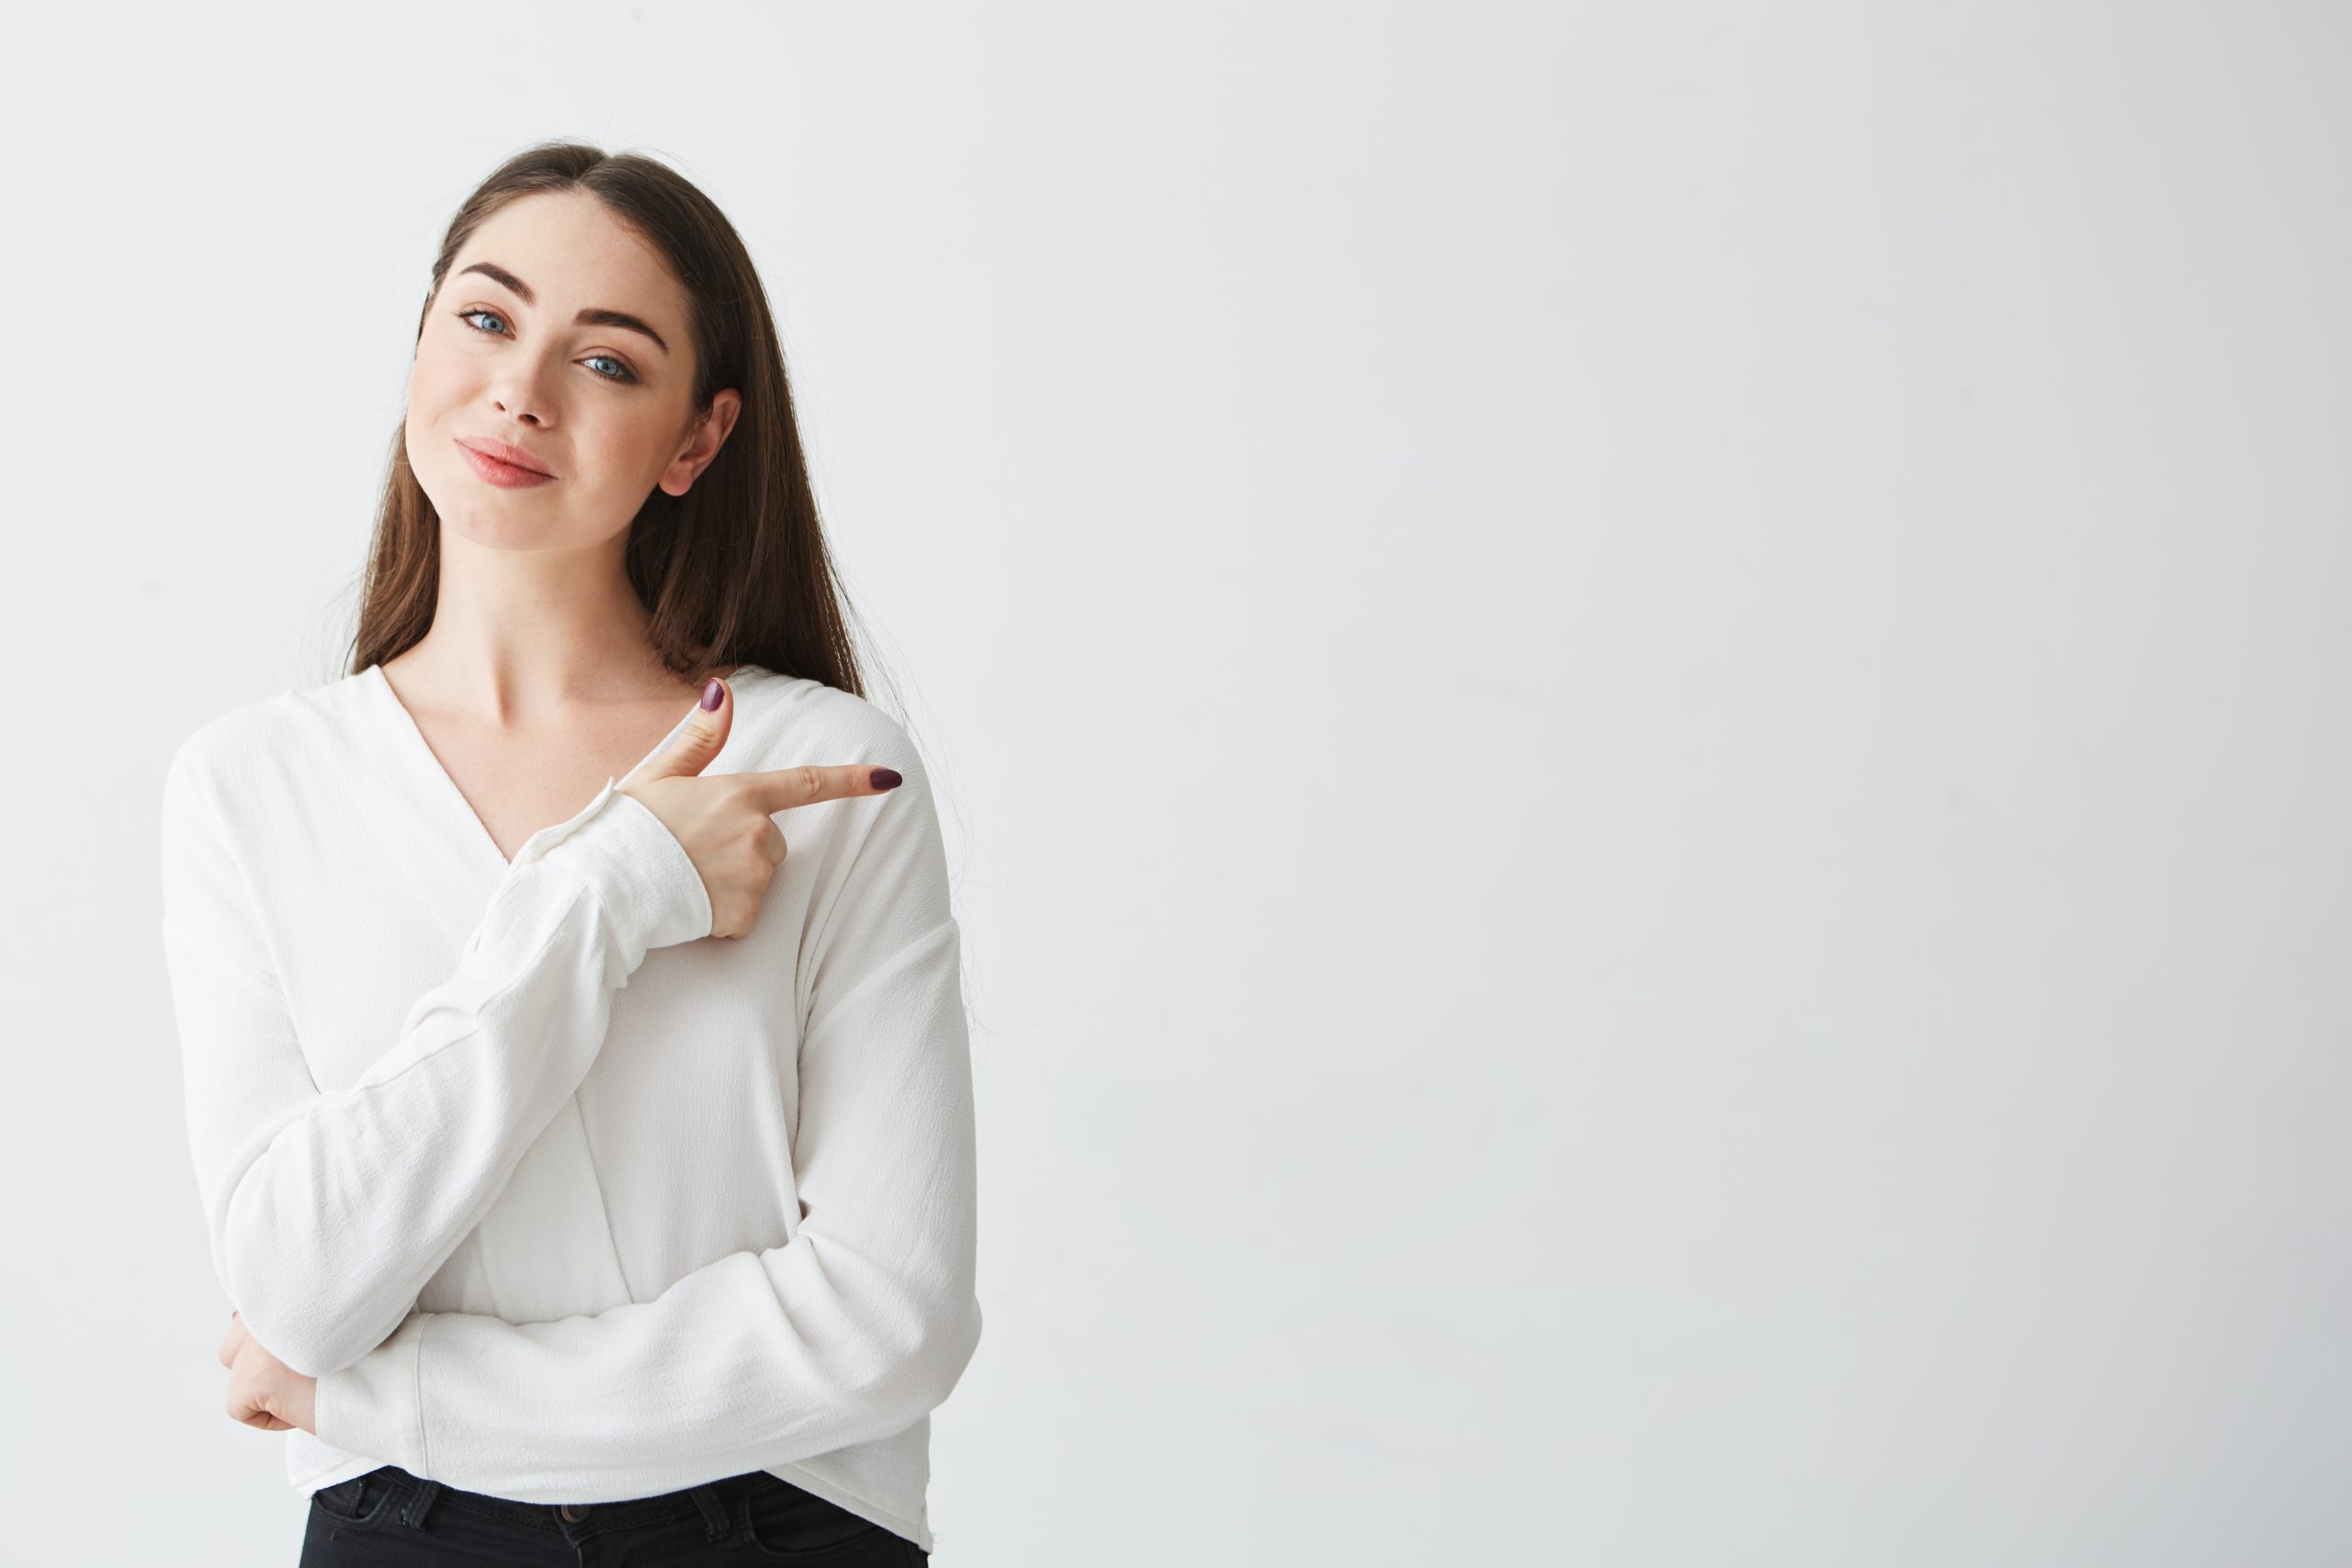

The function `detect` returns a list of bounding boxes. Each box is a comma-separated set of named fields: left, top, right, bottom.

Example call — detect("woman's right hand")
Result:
left=620, top=677, right=903, bottom=940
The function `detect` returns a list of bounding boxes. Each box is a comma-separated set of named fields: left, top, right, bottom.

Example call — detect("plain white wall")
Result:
left=2, top=2, right=2345, bottom=1563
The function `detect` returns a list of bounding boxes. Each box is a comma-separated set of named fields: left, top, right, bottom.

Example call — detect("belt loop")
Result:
left=401, top=1477, right=443, bottom=1529
left=688, top=1482, right=732, bottom=1541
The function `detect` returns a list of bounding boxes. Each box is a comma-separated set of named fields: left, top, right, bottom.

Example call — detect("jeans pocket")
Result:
left=311, top=1466, right=401, bottom=1529
left=735, top=1474, right=905, bottom=1563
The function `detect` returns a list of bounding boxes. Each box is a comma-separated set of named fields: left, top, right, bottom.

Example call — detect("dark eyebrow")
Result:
left=455, top=261, right=672, bottom=356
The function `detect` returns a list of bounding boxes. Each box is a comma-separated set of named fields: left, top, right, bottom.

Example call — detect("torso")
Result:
left=378, top=656, right=741, bottom=864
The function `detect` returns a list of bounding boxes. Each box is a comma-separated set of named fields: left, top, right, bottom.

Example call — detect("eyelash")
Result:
left=455, top=308, right=639, bottom=385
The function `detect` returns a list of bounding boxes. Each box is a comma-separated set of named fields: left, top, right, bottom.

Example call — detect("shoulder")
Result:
left=726, top=671, right=929, bottom=786
left=164, top=670, right=374, bottom=825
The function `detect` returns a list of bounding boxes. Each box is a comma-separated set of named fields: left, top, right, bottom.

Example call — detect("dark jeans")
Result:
left=300, top=1463, right=931, bottom=1566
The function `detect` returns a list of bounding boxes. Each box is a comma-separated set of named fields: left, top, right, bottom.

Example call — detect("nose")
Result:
left=488, top=356, right=557, bottom=426
left=492, top=392, right=547, bottom=426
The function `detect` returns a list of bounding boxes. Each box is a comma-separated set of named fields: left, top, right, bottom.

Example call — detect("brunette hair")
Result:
left=345, top=140, right=876, bottom=701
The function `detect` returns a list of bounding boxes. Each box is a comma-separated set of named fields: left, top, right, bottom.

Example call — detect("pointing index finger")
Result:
left=742, top=762, right=904, bottom=815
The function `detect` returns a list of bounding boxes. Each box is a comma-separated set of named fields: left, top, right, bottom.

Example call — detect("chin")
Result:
left=436, top=506, right=567, bottom=551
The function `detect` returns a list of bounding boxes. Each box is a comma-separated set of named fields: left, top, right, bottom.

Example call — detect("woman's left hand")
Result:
left=219, top=1311, right=317, bottom=1435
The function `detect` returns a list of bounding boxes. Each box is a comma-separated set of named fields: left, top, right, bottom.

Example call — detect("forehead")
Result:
left=448, top=191, right=685, bottom=321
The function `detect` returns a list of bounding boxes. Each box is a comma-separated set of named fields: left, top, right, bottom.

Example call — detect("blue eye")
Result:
left=454, top=309, right=639, bottom=385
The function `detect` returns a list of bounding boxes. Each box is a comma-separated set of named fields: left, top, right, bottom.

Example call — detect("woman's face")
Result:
left=405, top=190, right=739, bottom=551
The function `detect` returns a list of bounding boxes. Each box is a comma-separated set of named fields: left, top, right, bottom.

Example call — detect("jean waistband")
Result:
left=350, top=1464, right=789, bottom=1534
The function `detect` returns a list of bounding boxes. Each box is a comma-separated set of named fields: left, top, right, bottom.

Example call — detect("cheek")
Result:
left=407, top=344, right=468, bottom=414
left=579, top=414, right=674, bottom=488
left=402, top=352, right=471, bottom=493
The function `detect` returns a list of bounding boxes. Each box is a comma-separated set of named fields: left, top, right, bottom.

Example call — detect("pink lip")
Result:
left=455, top=436, right=557, bottom=486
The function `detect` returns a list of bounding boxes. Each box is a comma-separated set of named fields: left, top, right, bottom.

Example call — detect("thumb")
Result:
left=631, top=676, right=733, bottom=784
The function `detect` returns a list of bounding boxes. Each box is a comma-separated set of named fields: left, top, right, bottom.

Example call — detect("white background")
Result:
left=3, top=3, right=2346, bottom=1563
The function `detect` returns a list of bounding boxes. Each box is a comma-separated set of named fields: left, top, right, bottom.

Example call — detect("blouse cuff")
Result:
left=312, top=1312, right=431, bottom=1476
left=524, top=779, right=715, bottom=957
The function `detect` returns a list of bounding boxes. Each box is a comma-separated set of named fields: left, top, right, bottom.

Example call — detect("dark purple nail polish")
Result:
left=701, top=679, right=724, bottom=710
left=870, top=768, right=902, bottom=791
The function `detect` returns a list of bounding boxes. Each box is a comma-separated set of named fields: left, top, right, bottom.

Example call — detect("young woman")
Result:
left=160, top=142, right=980, bottom=1566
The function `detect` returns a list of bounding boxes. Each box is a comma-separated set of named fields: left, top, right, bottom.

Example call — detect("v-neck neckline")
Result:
left=361, top=660, right=754, bottom=874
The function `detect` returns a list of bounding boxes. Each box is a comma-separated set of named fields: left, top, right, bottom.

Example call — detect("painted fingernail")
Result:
left=701, top=679, right=725, bottom=710
left=870, top=768, right=902, bottom=790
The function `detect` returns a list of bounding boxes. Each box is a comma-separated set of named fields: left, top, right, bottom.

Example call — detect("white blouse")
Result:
left=158, top=661, right=981, bottom=1553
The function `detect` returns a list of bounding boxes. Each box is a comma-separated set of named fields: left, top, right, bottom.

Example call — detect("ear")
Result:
left=658, top=389, right=743, bottom=497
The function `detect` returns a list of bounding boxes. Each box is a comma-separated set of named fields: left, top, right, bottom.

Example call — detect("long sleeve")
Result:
left=308, top=740, right=983, bottom=1499
left=161, top=739, right=714, bottom=1379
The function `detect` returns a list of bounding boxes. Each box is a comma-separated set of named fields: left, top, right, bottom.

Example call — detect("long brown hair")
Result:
left=345, top=141, right=877, bottom=703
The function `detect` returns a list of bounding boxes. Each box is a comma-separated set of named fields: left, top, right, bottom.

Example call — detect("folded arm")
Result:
left=310, top=744, right=983, bottom=1495
left=162, top=741, right=712, bottom=1378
